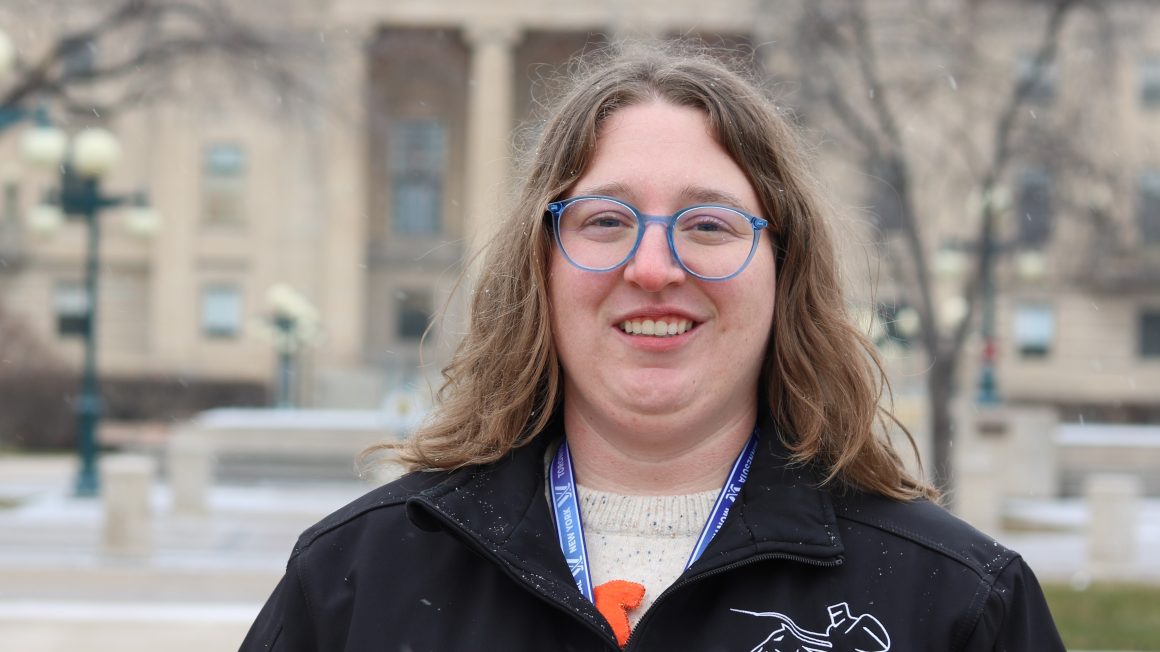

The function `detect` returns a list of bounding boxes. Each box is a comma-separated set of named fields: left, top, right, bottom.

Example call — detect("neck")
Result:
left=562, top=404, right=756, bottom=495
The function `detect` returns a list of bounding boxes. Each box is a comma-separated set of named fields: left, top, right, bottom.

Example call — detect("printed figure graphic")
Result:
left=731, top=602, right=891, bottom=652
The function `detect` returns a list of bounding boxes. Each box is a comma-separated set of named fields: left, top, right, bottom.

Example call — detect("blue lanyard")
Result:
left=550, top=430, right=760, bottom=602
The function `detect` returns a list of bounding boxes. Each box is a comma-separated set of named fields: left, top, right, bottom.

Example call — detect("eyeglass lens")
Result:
left=556, top=198, right=756, bottom=279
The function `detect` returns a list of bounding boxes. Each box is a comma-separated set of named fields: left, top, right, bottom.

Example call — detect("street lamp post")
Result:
left=273, top=313, right=297, bottom=408
left=7, top=29, right=157, bottom=494
left=61, top=166, right=139, bottom=495
left=263, top=283, right=320, bottom=409
left=939, top=186, right=1046, bottom=408
left=26, top=127, right=156, bottom=496
left=977, top=228, right=1000, bottom=406
left=973, top=186, right=1014, bottom=406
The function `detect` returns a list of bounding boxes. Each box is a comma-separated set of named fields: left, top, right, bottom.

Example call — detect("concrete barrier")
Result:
left=954, top=441, right=1001, bottom=536
left=953, top=403, right=1059, bottom=533
left=168, top=435, right=212, bottom=516
left=1085, top=473, right=1141, bottom=581
left=166, top=408, right=413, bottom=514
left=101, top=455, right=156, bottom=558
left=968, top=405, right=1059, bottom=500
left=1057, top=424, right=1160, bottom=496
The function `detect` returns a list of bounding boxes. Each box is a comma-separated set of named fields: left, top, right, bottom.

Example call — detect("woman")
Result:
left=241, top=44, right=1063, bottom=651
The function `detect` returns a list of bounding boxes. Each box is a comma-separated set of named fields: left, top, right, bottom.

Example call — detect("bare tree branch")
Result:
left=847, top=1, right=905, bottom=156
left=771, top=0, right=1086, bottom=490
left=1, top=0, right=326, bottom=123
left=953, top=0, right=1078, bottom=359
left=836, top=2, right=942, bottom=362
left=819, top=82, right=882, bottom=157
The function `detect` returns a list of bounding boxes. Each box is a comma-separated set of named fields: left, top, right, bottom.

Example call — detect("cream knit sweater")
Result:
left=575, top=484, right=719, bottom=626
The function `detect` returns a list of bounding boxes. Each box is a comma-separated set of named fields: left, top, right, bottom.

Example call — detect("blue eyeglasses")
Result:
left=547, top=196, right=769, bottom=281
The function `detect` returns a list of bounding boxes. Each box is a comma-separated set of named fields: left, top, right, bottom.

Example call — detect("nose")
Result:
left=623, top=223, right=686, bottom=291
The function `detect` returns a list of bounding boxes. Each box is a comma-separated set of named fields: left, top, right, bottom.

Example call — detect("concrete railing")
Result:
left=167, top=408, right=414, bottom=514
left=1056, top=424, right=1160, bottom=496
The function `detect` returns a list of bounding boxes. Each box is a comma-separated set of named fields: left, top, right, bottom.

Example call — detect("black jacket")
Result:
left=241, top=431, right=1064, bottom=651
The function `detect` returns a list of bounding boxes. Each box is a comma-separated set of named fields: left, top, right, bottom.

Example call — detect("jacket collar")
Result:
left=699, top=427, right=845, bottom=569
left=406, top=418, right=844, bottom=573
left=405, top=432, right=596, bottom=623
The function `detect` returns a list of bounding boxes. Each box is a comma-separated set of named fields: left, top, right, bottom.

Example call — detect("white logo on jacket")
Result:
left=731, top=602, right=891, bottom=652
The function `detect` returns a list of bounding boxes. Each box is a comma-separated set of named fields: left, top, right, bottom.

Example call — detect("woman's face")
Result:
left=548, top=101, right=776, bottom=436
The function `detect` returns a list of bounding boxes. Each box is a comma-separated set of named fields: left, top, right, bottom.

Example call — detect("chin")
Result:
left=608, top=375, right=698, bottom=414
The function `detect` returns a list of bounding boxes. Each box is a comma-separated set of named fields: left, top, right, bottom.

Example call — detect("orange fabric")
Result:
left=593, top=580, right=646, bottom=647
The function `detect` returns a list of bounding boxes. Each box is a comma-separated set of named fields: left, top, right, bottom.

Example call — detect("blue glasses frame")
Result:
left=546, top=195, right=770, bottom=281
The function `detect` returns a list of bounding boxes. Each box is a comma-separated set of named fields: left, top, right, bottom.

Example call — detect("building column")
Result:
left=321, top=24, right=376, bottom=372
left=463, top=24, right=521, bottom=263
left=147, top=103, right=198, bottom=374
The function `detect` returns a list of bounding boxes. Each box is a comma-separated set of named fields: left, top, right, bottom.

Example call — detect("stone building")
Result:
left=0, top=0, right=1156, bottom=436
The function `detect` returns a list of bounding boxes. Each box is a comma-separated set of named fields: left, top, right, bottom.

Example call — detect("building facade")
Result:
left=0, top=0, right=1157, bottom=436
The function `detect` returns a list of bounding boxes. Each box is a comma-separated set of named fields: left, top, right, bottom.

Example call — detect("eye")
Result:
left=689, top=219, right=726, bottom=232
left=676, top=207, right=751, bottom=241
left=562, top=199, right=636, bottom=235
left=584, top=211, right=634, bottom=229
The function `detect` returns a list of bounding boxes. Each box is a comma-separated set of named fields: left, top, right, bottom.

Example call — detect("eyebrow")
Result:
left=572, top=182, right=754, bottom=213
left=679, top=185, right=752, bottom=211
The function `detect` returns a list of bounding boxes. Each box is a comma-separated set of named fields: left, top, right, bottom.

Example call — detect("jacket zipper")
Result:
left=622, top=551, right=845, bottom=650
left=411, top=497, right=623, bottom=650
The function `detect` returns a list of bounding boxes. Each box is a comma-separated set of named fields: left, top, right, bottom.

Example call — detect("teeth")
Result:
left=619, top=318, right=694, bottom=337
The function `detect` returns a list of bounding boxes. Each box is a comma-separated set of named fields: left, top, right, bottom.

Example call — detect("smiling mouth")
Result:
left=618, top=318, right=695, bottom=337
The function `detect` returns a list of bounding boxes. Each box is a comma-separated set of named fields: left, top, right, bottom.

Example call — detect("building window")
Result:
left=390, top=119, right=445, bottom=235
left=201, top=285, right=242, bottom=338
left=1140, top=56, right=1160, bottom=108
left=1016, top=167, right=1052, bottom=248
left=1138, top=168, right=1160, bottom=244
left=1141, top=310, right=1160, bottom=358
left=202, top=143, right=247, bottom=224
left=1014, top=303, right=1054, bottom=358
left=1016, top=53, right=1057, bottom=103
left=54, top=281, right=89, bottom=337
left=396, top=289, right=433, bottom=341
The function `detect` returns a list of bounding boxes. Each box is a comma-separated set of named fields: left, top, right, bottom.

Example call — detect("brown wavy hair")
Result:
left=372, top=41, right=936, bottom=501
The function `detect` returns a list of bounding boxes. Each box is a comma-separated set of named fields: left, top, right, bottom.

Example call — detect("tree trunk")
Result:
left=927, top=355, right=956, bottom=497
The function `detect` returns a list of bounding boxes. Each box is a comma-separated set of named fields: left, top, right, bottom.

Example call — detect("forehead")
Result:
left=571, top=101, right=759, bottom=213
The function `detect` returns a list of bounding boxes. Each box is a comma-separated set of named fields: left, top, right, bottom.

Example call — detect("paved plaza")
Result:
left=0, top=454, right=367, bottom=651
left=1, top=454, right=1157, bottom=652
